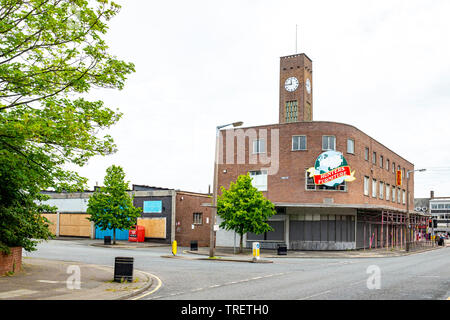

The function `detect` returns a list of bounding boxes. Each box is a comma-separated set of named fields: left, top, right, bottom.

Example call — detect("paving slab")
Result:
left=0, top=257, right=152, bottom=300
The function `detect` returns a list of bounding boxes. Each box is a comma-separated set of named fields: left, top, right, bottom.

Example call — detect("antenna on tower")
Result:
left=295, top=24, right=298, bottom=53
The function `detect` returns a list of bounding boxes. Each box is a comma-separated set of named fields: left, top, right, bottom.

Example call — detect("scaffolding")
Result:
left=357, top=210, right=430, bottom=250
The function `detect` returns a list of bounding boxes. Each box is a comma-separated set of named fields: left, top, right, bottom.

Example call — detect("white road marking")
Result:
left=297, top=290, right=332, bottom=300
left=0, top=289, right=39, bottom=299
left=129, top=270, right=163, bottom=300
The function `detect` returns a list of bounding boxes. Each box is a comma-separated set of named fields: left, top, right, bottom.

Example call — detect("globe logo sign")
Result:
left=307, top=151, right=355, bottom=187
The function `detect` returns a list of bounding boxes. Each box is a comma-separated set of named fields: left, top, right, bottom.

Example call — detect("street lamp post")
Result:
left=405, top=168, right=426, bottom=252
left=209, top=121, right=243, bottom=258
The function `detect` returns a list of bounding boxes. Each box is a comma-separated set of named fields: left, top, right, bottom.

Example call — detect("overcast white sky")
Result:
left=74, top=0, right=450, bottom=199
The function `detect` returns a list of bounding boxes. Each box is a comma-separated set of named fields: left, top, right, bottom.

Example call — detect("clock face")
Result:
left=306, top=78, right=311, bottom=94
left=284, top=77, right=299, bottom=92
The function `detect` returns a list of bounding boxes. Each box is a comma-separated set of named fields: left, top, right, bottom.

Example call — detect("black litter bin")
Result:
left=190, top=240, right=198, bottom=251
left=114, top=257, right=134, bottom=282
left=104, top=236, right=111, bottom=245
left=277, top=244, right=287, bottom=255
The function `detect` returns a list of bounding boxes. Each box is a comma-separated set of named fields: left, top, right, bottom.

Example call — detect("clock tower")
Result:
left=279, top=53, right=313, bottom=124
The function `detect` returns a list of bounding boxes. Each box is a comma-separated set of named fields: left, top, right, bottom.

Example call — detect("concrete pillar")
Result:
left=285, top=214, right=290, bottom=249
left=56, top=212, right=60, bottom=237
left=90, top=221, right=95, bottom=239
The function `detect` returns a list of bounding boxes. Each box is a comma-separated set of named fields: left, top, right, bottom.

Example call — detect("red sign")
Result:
left=314, top=166, right=351, bottom=185
left=396, top=170, right=402, bottom=186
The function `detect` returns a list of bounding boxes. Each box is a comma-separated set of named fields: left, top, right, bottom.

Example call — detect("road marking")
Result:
left=0, top=289, right=39, bottom=299
left=37, top=280, right=74, bottom=284
left=129, top=271, right=162, bottom=300
left=297, top=290, right=332, bottom=300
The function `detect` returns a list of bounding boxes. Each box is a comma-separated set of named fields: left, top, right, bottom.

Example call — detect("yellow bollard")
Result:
left=172, top=240, right=177, bottom=256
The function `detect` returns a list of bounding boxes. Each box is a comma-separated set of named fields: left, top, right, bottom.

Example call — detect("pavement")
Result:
left=179, top=241, right=447, bottom=261
left=0, top=257, right=153, bottom=300
left=0, top=238, right=447, bottom=300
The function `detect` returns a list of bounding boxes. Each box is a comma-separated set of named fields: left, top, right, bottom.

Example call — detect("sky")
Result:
left=73, top=0, right=450, bottom=199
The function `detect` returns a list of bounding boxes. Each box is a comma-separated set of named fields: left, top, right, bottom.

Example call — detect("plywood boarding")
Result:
left=42, top=214, right=57, bottom=235
left=59, top=214, right=91, bottom=237
left=137, top=218, right=166, bottom=239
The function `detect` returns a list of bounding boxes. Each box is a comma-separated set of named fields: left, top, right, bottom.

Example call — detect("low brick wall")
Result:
left=0, top=247, right=22, bottom=275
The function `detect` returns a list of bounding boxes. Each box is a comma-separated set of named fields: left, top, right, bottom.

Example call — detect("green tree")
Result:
left=0, top=1, right=134, bottom=253
left=217, top=174, right=276, bottom=253
left=87, top=165, right=142, bottom=244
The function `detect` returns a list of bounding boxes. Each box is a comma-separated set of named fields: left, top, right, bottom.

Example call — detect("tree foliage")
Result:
left=87, top=165, right=142, bottom=244
left=217, top=174, right=276, bottom=253
left=0, top=0, right=135, bottom=253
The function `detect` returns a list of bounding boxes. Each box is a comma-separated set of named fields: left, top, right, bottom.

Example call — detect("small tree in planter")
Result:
left=87, top=165, right=142, bottom=244
left=217, top=174, right=276, bottom=253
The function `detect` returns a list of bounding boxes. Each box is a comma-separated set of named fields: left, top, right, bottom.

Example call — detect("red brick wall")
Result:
left=218, top=121, right=414, bottom=211
left=175, top=192, right=212, bottom=247
left=0, top=247, right=22, bottom=275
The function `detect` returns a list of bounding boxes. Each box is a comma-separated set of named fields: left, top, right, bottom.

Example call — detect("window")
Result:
left=285, top=100, right=298, bottom=123
left=306, top=170, right=346, bottom=191
left=372, top=179, right=377, bottom=198
left=193, top=213, right=203, bottom=225
left=364, top=147, right=369, bottom=161
left=364, top=176, right=369, bottom=196
left=347, top=139, right=354, bottom=154
left=392, top=162, right=395, bottom=173
left=372, top=152, right=377, bottom=165
left=397, top=187, right=401, bottom=203
left=386, top=184, right=390, bottom=201
left=322, top=136, right=336, bottom=151
left=249, top=170, right=268, bottom=191
left=402, top=190, right=406, bottom=205
left=379, top=181, right=384, bottom=199
left=386, top=159, right=390, bottom=171
left=292, top=135, right=307, bottom=151
left=392, top=187, right=396, bottom=203
left=380, top=155, right=384, bottom=168
left=402, top=168, right=406, bottom=179
left=252, top=139, right=265, bottom=154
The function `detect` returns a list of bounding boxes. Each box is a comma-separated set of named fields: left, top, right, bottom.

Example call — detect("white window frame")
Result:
left=292, top=135, right=307, bottom=151
left=397, top=187, right=401, bottom=204
left=402, top=190, right=406, bottom=205
left=386, top=184, right=390, bottom=201
left=364, top=176, right=369, bottom=196
left=252, top=139, right=266, bottom=154
left=193, top=212, right=203, bottom=225
left=379, top=181, right=384, bottom=200
left=372, top=179, right=377, bottom=198
left=392, top=187, right=396, bottom=203
left=347, top=139, right=354, bottom=154
left=249, top=170, right=268, bottom=191
left=322, top=135, right=336, bottom=151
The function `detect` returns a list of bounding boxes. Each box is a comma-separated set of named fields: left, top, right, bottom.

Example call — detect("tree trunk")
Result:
left=113, top=228, right=116, bottom=245
left=239, top=233, right=243, bottom=254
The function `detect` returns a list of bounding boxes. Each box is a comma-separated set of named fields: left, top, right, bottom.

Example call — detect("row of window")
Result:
left=254, top=138, right=406, bottom=180
left=364, top=147, right=406, bottom=180
left=363, top=176, right=406, bottom=205
left=253, top=135, right=347, bottom=153
left=431, top=204, right=450, bottom=209
left=249, top=170, right=347, bottom=192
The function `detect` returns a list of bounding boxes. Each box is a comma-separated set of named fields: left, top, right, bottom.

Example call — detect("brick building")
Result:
left=42, top=185, right=212, bottom=247
left=215, top=53, right=428, bottom=250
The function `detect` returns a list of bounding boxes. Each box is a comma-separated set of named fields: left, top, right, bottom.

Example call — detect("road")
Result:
left=25, top=240, right=450, bottom=300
